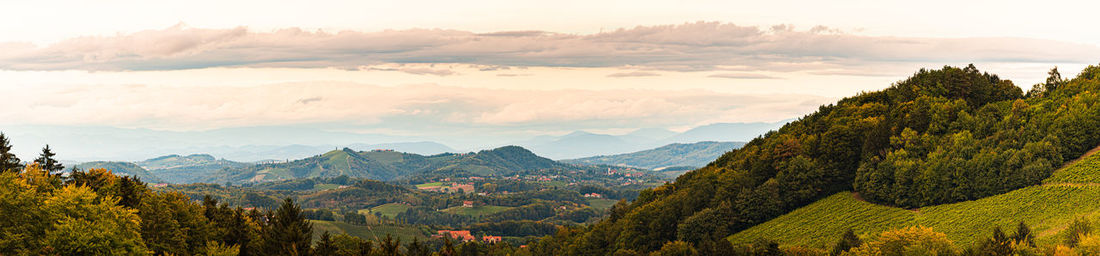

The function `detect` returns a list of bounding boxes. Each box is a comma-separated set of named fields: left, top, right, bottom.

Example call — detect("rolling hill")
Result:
left=71, top=161, right=164, bottom=183
left=207, top=145, right=574, bottom=184
left=541, top=65, right=1100, bottom=254
left=564, top=141, right=745, bottom=171
left=728, top=147, right=1100, bottom=248
left=138, top=154, right=250, bottom=184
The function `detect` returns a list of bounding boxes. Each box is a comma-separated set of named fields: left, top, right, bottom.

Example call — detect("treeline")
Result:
left=0, top=164, right=548, bottom=256
left=541, top=65, right=1100, bottom=254
left=0, top=164, right=314, bottom=255
left=396, top=202, right=562, bottom=227
left=466, top=220, right=559, bottom=237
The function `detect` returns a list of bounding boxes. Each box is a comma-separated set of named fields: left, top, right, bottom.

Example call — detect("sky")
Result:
left=1, top=0, right=1099, bottom=159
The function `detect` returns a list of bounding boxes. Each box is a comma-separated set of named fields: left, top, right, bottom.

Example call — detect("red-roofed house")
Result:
left=482, top=236, right=502, bottom=243
left=436, top=230, right=476, bottom=241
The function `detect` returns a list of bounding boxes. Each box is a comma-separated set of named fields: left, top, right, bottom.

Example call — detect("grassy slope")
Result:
left=310, top=220, right=427, bottom=243
left=587, top=198, right=619, bottom=211
left=362, top=203, right=413, bottom=218
left=441, top=205, right=514, bottom=217
left=729, top=147, right=1100, bottom=248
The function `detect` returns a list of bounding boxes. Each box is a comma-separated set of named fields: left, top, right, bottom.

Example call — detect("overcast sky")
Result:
left=1, top=0, right=1098, bottom=154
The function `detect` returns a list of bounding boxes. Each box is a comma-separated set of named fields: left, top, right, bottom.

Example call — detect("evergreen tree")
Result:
left=1066, top=218, right=1091, bottom=247
left=263, top=198, right=313, bottom=256
left=357, top=240, right=374, bottom=256
left=0, top=133, right=21, bottom=173
left=406, top=237, right=430, bottom=256
left=114, top=176, right=145, bottom=208
left=831, top=228, right=862, bottom=256
left=314, top=231, right=337, bottom=256
left=230, top=208, right=258, bottom=256
left=1012, top=222, right=1035, bottom=247
left=979, top=227, right=1012, bottom=256
left=33, top=145, right=63, bottom=173
left=441, top=238, right=456, bottom=256
left=380, top=234, right=401, bottom=256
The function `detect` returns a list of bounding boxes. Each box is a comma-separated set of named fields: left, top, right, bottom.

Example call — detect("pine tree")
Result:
left=0, top=133, right=21, bottom=173
left=314, top=231, right=337, bottom=256
left=33, top=145, right=63, bottom=173
left=406, top=237, right=430, bottom=256
left=1012, top=221, right=1035, bottom=247
left=357, top=240, right=374, bottom=256
left=263, top=198, right=313, bottom=256
left=381, top=234, right=400, bottom=256
left=830, top=229, right=862, bottom=256
left=441, top=238, right=456, bottom=256
left=230, top=208, right=257, bottom=256
left=980, top=227, right=1012, bottom=255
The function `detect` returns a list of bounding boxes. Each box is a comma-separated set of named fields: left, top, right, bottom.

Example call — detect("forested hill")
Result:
left=533, top=65, right=1100, bottom=254
left=207, top=145, right=575, bottom=184
left=71, top=161, right=164, bottom=184
left=564, top=141, right=745, bottom=170
left=137, top=154, right=249, bottom=184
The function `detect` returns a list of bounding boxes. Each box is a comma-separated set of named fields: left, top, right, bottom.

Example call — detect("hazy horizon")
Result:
left=3, top=0, right=1099, bottom=162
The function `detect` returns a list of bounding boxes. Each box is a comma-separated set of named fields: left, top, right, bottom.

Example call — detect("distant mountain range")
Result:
left=520, top=121, right=785, bottom=159
left=2, top=121, right=785, bottom=162
left=71, top=161, right=165, bottom=184
left=205, top=146, right=575, bottom=184
left=563, top=141, right=745, bottom=170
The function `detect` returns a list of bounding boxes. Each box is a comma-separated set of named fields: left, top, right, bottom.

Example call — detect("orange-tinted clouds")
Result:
left=3, top=22, right=1097, bottom=73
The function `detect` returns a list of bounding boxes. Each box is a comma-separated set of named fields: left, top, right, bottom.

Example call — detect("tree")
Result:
left=314, top=231, right=337, bottom=256
left=203, top=241, right=240, bottom=256
left=380, top=234, right=401, bottom=256
left=33, top=145, right=63, bottom=173
left=1012, top=222, right=1035, bottom=247
left=978, top=227, right=1012, bottom=256
left=652, top=240, right=697, bottom=256
left=1066, top=218, right=1091, bottom=247
left=406, top=237, right=430, bottom=256
left=0, top=133, right=21, bottom=173
left=43, top=185, right=147, bottom=255
left=831, top=229, right=862, bottom=256
left=263, top=198, right=313, bottom=256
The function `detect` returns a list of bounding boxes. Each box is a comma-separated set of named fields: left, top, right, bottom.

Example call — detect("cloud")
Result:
left=0, top=81, right=830, bottom=131
left=363, top=65, right=457, bottom=76
left=2, top=22, right=1098, bottom=72
left=296, top=97, right=322, bottom=104
left=607, top=71, right=661, bottom=78
left=708, top=73, right=779, bottom=79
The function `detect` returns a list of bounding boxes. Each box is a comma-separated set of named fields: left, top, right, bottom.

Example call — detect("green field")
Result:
left=415, top=182, right=444, bottom=188
left=310, top=220, right=428, bottom=243
left=730, top=151, right=1100, bottom=248
left=586, top=198, right=619, bottom=211
left=362, top=203, right=413, bottom=218
left=313, top=183, right=341, bottom=190
left=441, top=205, right=513, bottom=217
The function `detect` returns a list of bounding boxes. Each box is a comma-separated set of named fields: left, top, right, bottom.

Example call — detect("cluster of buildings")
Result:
left=417, top=182, right=475, bottom=194
left=434, top=230, right=502, bottom=243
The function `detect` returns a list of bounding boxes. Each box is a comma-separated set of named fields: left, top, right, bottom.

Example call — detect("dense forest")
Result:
left=0, top=164, right=546, bottom=255
left=531, top=65, right=1100, bottom=254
